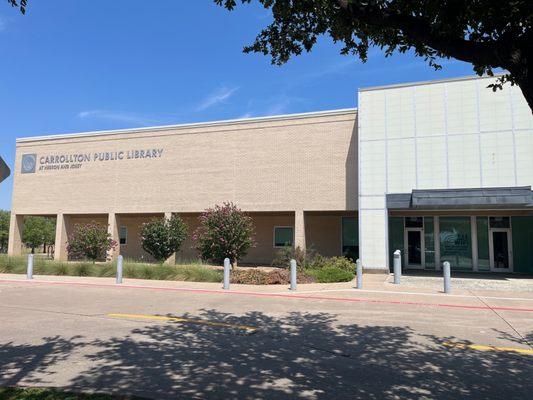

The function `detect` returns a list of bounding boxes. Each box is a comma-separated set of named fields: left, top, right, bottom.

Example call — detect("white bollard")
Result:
left=27, top=253, right=34, bottom=280
left=356, top=259, right=363, bottom=289
left=443, top=261, right=451, bottom=294
left=290, top=259, right=297, bottom=291
left=223, top=258, right=230, bottom=290
left=393, top=250, right=402, bottom=284
left=116, top=255, right=123, bottom=284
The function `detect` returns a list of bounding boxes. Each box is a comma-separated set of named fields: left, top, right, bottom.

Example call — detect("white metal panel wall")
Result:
left=358, top=76, right=533, bottom=270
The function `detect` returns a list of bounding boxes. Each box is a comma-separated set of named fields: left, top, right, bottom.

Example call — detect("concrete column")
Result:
left=54, top=214, right=68, bottom=261
left=164, top=212, right=176, bottom=265
left=294, top=210, right=306, bottom=251
left=7, top=213, right=23, bottom=256
left=107, top=213, right=119, bottom=261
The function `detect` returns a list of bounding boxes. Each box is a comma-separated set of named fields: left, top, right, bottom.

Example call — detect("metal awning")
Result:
left=387, top=186, right=533, bottom=210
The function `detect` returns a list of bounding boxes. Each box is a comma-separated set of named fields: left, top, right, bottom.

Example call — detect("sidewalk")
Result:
left=2, top=272, right=533, bottom=305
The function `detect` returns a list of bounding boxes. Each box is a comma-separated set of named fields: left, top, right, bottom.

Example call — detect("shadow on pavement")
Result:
left=1, top=310, right=531, bottom=399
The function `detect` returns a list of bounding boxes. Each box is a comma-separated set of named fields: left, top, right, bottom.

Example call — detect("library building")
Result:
left=8, top=75, right=533, bottom=274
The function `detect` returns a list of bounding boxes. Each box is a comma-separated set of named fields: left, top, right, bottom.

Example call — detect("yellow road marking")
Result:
left=443, top=342, right=533, bottom=355
left=107, top=313, right=257, bottom=333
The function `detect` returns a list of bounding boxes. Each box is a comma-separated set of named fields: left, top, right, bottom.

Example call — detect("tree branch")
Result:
left=338, top=0, right=502, bottom=68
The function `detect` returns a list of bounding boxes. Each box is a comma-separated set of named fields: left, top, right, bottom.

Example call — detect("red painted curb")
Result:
left=2, top=278, right=533, bottom=313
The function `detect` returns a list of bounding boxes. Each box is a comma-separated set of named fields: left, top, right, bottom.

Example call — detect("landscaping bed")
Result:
left=0, top=255, right=222, bottom=283
left=0, top=252, right=356, bottom=285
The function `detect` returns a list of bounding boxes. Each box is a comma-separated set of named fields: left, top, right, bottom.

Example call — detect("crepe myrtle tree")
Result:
left=140, top=215, right=188, bottom=263
left=216, top=0, right=533, bottom=113
left=193, top=202, right=255, bottom=267
left=67, top=221, right=117, bottom=262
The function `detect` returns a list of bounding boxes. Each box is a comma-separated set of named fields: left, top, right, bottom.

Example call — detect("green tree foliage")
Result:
left=7, top=0, right=26, bottom=14
left=66, top=221, right=116, bottom=262
left=22, top=216, right=56, bottom=254
left=216, top=0, right=533, bottom=112
left=0, top=210, right=9, bottom=253
left=193, top=202, right=255, bottom=267
left=140, top=215, right=188, bottom=263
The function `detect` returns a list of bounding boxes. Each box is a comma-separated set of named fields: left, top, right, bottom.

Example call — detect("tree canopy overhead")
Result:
left=216, top=0, right=533, bottom=112
left=7, top=0, right=26, bottom=14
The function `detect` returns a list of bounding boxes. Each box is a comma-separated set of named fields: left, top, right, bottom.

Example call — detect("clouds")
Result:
left=238, top=94, right=307, bottom=119
left=196, top=86, right=239, bottom=111
left=0, top=16, right=8, bottom=32
left=77, top=110, right=161, bottom=126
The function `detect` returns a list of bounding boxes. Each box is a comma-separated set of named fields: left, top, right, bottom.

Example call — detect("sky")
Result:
left=0, top=1, right=475, bottom=210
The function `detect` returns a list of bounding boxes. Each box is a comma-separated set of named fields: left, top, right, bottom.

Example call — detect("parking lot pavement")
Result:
left=1, top=277, right=532, bottom=399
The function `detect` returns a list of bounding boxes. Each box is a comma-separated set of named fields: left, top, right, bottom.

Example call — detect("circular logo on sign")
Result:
left=21, top=154, right=37, bottom=174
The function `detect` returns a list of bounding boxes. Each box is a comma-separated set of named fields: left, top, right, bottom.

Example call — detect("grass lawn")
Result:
left=0, top=254, right=222, bottom=283
left=0, top=387, right=147, bottom=400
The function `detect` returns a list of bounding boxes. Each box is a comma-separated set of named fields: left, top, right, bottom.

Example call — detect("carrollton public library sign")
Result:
left=21, top=148, right=164, bottom=173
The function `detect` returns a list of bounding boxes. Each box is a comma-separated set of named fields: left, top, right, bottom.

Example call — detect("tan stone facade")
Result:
left=9, top=109, right=358, bottom=264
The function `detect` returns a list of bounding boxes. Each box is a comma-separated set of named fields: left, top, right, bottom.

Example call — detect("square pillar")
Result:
left=294, top=210, right=306, bottom=251
left=7, top=213, right=23, bottom=256
left=164, top=212, right=176, bottom=265
left=54, top=214, right=68, bottom=261
left=107, top=213, right=119, bottom=261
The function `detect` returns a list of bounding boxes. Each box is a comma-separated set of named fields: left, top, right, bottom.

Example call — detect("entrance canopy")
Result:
left=387, top=186, right=533, bottom=210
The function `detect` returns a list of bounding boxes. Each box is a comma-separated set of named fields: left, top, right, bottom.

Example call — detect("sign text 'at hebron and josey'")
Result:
left=21, top=148, right=164, bottom=173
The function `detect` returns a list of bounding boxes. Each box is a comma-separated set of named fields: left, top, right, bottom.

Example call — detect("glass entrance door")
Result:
left=405, top=228, right=424, bottom=269
left=490, top=229, right=513, bottom=272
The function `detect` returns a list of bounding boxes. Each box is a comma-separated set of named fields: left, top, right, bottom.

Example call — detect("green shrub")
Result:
left=123, top=263, right=137, bottom=279
left=139, top=265, right=155, bottom=280
left=54, top=262, right=69, bottom=276
left=271, top=245, right=323, bottom=270
left=194, top=202, right=255, bottom=267
left=307, top=267, right=355, bottom=283
left=140, top=215, right=188, bottom=263
left=97, top=263, right=116, bottom=278
left=67, top=222, right=117, bottom=262
left=322, top=257, right=355, bottom=272
left=73, top=263, right=91, bottom=277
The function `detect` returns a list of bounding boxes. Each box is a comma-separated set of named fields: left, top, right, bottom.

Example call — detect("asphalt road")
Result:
left=1, top=279, right=532, bottom=399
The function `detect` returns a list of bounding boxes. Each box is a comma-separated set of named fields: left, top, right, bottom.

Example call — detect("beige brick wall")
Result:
left=108, top=212, right=350, bottom=264
left=11, top=110, right=357, bottom=215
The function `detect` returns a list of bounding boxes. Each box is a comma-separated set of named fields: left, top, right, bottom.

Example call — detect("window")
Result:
left=119, top=226, right=127, bottom=245
left=405, top=217, right=423, bottom=228
left=342, top=217, right=359, bottom=260
left=439, top=217, right=472, bottom=270
left=274, top=227, right=293, bottom=247
left=489, top=217, right=510, bottom=229
left=424, top=217, right=435, bottom=269
left=477, top=217, right=490, bottom=271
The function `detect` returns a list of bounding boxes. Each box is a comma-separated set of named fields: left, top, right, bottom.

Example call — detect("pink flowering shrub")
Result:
left=67, top=221, right=117, bottom=262
left=193, top=202, right=255, bottom=267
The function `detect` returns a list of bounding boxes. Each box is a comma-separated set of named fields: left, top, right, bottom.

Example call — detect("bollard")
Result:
left=223, top=258, right=231, bottom=290
left=116, top=255, right=123, bottom=284
left=393, top=250, right=402, bottom=284
left=443, top=261, right=451, bottom=294
left=356, top=259, right=363, bottom=289
left=27, top=253, right=34, bottom=280
left=290, top=259, right=297, bottom=291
